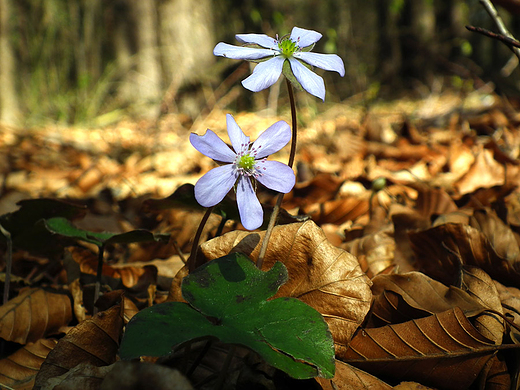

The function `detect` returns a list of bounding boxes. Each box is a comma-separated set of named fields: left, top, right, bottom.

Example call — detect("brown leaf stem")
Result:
left=188, top=206, right=214, bottom=272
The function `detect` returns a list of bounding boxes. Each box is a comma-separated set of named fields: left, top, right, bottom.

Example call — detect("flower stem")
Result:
left=188, top=206, right=214, bottom=273
left=256, top=79, right=297, bottom=269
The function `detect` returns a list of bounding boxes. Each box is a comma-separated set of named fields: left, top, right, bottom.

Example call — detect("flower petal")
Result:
left=213, top=42, right=274, bottom=60
left=288, top=58, right=325, bottom=101
left=194, top=164, right=237, bottom=207
left=235, top=33, right=278, bottom=49
left=236, top=176, right=263, bottom=230
left=226, top=114, right=249, bottom=154
left=256, top=161, right=295, bottom=193
left=294, top=52, right=345, bottom=76
left=190, top=130, right=236, bottom=163
left=242, top=57, right=284, bottom=92
left=251, top=120, right=291, bottom=159
left=291, top=27, right=322, bottom=48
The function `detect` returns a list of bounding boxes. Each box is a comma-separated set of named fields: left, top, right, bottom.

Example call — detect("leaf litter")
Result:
left=2, top=91, right=520, bottom=388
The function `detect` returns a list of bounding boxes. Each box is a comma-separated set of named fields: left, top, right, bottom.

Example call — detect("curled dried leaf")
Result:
left=369, top=271, right=486, bottom=327
left=341, top=307, right=497, bottom=390
left=0, top=288, right=72, bottom=344
left=461, top=266, right=504, bottom=344
left=0, top=338, right=57, bottom=389
left=409, top=223, right=520, bottom=287
left=33, top=298, right=124, bottom=389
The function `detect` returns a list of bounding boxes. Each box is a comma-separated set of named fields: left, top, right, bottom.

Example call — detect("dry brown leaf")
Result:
left=469, top=208, right=520, bottom=263
left=341, top=307, right=497, bottom=390
left=368, top=272, right=486, bottom=327
left=343, top=225, right=395, bottom=278
left=493, top=280, right=520, bottom=340
left=393, top=382, right=435, bottom=389
left=0, top=338, right=57, bottom=390
left=0, top=288, right=72, bottom=344
left=300, top=197, right=369, bottom=226
left=72, top=248, right=158, bottom=289
left=409, top=223, right=520, bottom=287
left=412, top=185, right=458, bottom=218
left=315, top=360, right=392, bottom=390
left=475, top=353, right=511, bottom=390
left=455, top=147, right=505, bottom=195
left=390, top=205, right=431, bottom=273
left=461, top=266, right=504, bottom=344
left=284, top=173, right=344, bottom=209
left=170, top=221, right=372, bottom=351
left=33, top=294, right=124, bottom=389
left=69, top=279, right=86, bottom=323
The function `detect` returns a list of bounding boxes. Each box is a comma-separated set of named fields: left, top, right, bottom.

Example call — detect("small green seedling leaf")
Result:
left=119, top=253, right=335, bottom=379
left=44, top=217, right=170, bottom=247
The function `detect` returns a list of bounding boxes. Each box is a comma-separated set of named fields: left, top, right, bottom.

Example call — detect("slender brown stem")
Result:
left=256, top=79, right=297, bottom=269
left=93, top=244, right=104, bottom=315
left=188, top=207, right=214, bottom=273
left=286, top=78, right=298, bottom=169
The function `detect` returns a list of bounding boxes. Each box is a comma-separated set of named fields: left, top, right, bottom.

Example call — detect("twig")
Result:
left=466, top=25, right=520, bottom=49
left=476, top=0, right=520, bottom=61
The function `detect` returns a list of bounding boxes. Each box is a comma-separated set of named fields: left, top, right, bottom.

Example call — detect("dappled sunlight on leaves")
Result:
left=5, top=93, right=520, bottom=387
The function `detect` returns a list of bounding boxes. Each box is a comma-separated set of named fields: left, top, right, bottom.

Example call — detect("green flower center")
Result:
left=278, top=38, right=298, bottom=57
left=237, top=154, right=256, bottom=171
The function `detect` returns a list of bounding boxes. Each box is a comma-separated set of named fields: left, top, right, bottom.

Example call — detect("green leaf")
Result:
left=44, top=217, right=170, bottom=247
left=119, top=253, right=335, bottom=379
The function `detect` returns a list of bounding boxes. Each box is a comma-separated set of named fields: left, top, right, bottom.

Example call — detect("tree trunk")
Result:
left=158, top=0, right=214, bottom=115
left=0, top=0, right=20, bottom=125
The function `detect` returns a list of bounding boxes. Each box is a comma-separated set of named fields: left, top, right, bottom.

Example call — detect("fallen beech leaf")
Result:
left=455, top=147, right=505, bottom=195
left=0, top=288, right=72, bottom=344
left=300, top=197, right=368, bottom=225
left=461, top=266, right=504, bottom=344
left=409, top=223, right=520, bottom=287
left=71, top=247, right=158, bottom=289
left=33, top=295, right=124, bottom=389
left=369, top=271, right=486, bottom=327
left=412, top=185, right=458, bottom=218
left=393, top=382, right=435, bottom=389
left=469, top=208, right=520, bottom=263
left=69, top=279, right=86, bottom=323
left=0, top=338, right=57, bottom=390
left=41, top=362, right=113, bottom=390
left=287, top=173, right=344, bottom=208
left=343, top=225, right=395, bottom=278
left=315, top=360, right=392, bottom=390
left=100, top=361, right=193, bottom=390
left=341, top=307, right=497, bottom=390
left=477, top=353, right=511, bottom=390
left=494, top=280, right=520, bottom=336
left=171, top=221, right=372, bottom=352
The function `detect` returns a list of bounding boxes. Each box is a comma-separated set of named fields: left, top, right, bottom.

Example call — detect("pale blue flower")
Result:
left=213, top=26, right=345, bottom=101
left=190, top=114, right=295, bottom=230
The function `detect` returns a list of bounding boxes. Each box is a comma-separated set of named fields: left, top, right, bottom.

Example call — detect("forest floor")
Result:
left=2, top=87, right=520, bottom=389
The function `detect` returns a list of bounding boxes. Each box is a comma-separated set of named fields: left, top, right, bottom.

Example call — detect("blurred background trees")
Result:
left=1, top=0, right=520, bottom=126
